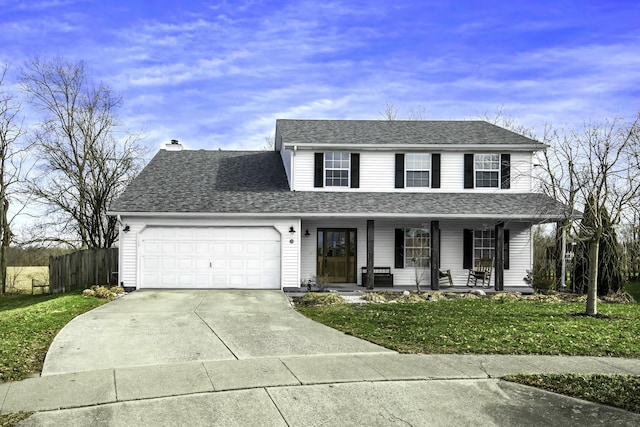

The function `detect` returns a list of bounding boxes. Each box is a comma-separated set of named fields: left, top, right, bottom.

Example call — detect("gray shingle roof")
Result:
left=276, top=119, right=546, bottom=148
left=110, top=150, right=572, bottom=221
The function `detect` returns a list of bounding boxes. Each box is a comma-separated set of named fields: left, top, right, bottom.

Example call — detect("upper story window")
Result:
left=474, top=154, right=499, bottom=187
left=464, top=153, right=510, bottom=189
left=395, top=153, right=440, bottom=189
left=405, top=153, right=431, bottom=187
left=324, top=151, right=350, bottom=187
left=314, top=152, right=359, bottom=189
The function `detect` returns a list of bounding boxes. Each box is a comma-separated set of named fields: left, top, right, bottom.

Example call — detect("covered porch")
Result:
left=298, top=217, right=535, bottom=291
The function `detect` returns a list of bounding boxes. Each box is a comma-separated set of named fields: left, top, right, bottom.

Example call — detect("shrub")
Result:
left=83, top=285, right=124, bottom=300
left=294, top=292, right=344, bottom=307
left=362, top=293, right=387, bottom=303
left=601, top=291, right=635, bottom=304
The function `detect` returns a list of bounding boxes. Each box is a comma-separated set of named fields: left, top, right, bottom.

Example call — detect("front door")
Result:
left=317, top=229, right=357, bottom=283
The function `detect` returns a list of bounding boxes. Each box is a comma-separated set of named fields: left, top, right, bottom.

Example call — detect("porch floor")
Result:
left=284, top=282, right=534, bottom=296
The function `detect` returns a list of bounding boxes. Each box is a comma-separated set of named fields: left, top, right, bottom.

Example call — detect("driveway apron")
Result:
left=42, top=290, right=391, bottom=376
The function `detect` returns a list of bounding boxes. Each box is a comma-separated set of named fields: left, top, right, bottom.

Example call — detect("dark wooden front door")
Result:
left=317, top=229, right=357, bottom=283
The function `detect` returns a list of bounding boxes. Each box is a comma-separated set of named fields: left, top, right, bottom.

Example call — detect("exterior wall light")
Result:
left=289, top=226, right=296, bottom=234
left=123, top=225, right=130, bottom=233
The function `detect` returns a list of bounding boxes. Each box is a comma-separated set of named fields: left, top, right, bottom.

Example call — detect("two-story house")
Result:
left=109, top=119, right=572, bottom=291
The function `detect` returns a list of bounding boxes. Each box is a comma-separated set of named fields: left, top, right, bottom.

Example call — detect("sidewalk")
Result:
left=3, top=354, right=640, bottom=426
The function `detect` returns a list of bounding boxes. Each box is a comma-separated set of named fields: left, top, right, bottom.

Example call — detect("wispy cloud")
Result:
left=0, top=0, right=637, bottom=151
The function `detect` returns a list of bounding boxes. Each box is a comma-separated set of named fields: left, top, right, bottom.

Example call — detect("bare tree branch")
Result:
left=20, top=56, right=147, bottom=249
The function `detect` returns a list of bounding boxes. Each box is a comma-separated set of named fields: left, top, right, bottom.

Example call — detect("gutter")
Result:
left=108, top=211, right=571, bottom=222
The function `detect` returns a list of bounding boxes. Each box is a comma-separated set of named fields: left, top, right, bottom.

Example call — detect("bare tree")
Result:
left=539, top=114, right=640, bottom=315
left=261, top=132, right=275, bottom=151
left=407, top=105, right=428, bottom=121
left=379, top=103, right=428, bottom=121
left=20, top=56, right=146, bottom=249
left=0, top=64, right=30, bottom=294
left=478, top=105, right=537, bottom=138
left=379, top=103, right=398, bottom=121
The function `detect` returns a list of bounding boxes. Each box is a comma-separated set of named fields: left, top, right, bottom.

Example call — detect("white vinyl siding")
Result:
left=358, top=152, right=396, bottom=191
left=292, top=151, right=315, bottom=190
left=510, top=152, right=533, bottom=191
left=441, top=152, right=465, bottom=191
left=291, top=150, right=532, bottom=192
left=119, top=222, right=144, bottom=289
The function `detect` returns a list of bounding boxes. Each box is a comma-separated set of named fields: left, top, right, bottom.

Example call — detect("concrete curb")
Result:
left=3, top=354, right=640, bottom=414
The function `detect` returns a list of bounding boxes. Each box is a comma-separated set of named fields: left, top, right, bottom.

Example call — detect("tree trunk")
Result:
left=586, top=238, right=599, bottom=315
left=0, top=197, right=8, bottom=295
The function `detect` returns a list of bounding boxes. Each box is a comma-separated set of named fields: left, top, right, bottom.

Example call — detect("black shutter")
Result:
left=395, top=228, right=404, bottom=268
left=504, top=229, right=510, bottom=270
left=395, top=154, right=405, bottom=188
left=431, top=153, right=441, bottom=188
left=463, top=229, right=473, bottom=269
left=314, top=153, right=324, bottom=188
left=464, top=154, right=474, bottom=189
left=501, top=153, right=511, bottom=189
left=350, top=153, right=360, bottom=188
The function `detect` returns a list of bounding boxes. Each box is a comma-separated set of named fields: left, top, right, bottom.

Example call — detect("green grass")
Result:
left=624, top=281, right=640, bottom=302
left=297, top=297, right=640, bottom=414
left=297, top=299, right=640, bottom=357
left=505, top=374, right=640, bottom=413
left=0, top=292, right=107, bottom=383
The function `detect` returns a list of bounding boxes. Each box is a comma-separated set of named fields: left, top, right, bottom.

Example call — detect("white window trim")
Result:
left=405, top=153, right=431, bottom=188
left=474, top=153, right=500, bottom=188
left=473, top=229, right=495, bottom=265
left=324, top=151, right=350, bottom=187
left=404, top=227, right=431, bottom=268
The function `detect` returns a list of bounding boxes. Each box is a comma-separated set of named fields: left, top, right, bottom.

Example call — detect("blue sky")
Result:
left=1, top=0, right=638, bottom=152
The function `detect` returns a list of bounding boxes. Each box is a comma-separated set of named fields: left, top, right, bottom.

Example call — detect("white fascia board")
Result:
left=109, top=211, right=562, bottom=222
left=282, top=142, right=546, bottom=152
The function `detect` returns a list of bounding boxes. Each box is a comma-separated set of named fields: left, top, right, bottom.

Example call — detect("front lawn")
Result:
left=0, top=292, right=107, bottom=383
left=296, top=295, right=640, bottom=413
left=505, top=374, right=640, bottom=413
left=297, top=298, right=640, bottom=357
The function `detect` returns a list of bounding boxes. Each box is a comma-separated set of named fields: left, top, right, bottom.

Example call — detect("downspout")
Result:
left=291, top=145, right=297, bottom=190
left=117, top=215, right=124, bottom=289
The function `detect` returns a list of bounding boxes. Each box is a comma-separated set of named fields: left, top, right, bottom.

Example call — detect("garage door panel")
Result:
left=246, top=259, right=261, bottom=270
left=141, top=227, right=281, bottom=289
left=177, top=258, right=193, bottom=269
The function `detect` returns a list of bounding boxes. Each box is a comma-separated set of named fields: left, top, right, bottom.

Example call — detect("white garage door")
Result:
left=140, top=227, right=281, bottom=289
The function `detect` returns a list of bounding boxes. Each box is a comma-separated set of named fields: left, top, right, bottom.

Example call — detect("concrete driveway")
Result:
left=42, top=290, right=392, bottom=375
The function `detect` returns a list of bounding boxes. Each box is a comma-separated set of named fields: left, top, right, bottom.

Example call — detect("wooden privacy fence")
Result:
left=49, top=248, right=119, bottom=294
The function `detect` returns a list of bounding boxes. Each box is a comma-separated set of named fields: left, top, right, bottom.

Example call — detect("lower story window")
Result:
left=405, top=228, right=430, bottom=268
left=474, top=229, right=495, bottom=264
